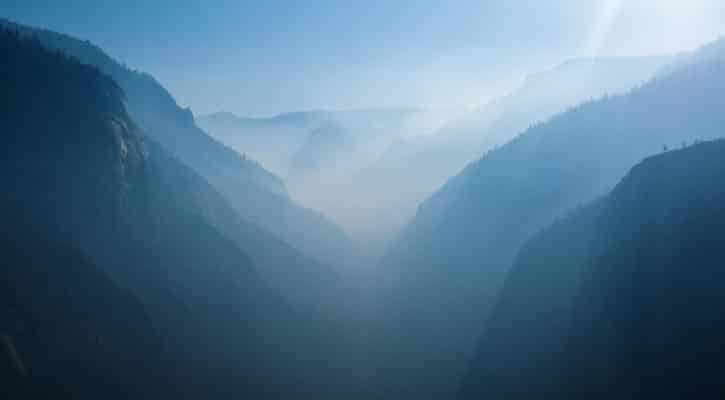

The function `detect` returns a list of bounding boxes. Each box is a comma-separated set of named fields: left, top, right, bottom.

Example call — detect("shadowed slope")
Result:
left=462, top=139, right=725, bottom=399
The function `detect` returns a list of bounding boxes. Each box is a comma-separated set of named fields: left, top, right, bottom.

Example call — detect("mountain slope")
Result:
left=459, top=201, right=605, bottom=399
left=446, top=55, right=675, bottom=148
left=566, top=139, right=725, bottom=399
left=1, top=225, right=169, bottom=400
left=361, top=55, right=675, bottom=238
left=0, top=30, right=353, bottom=398
left=379, top=38, right=725, bottom=396
left=0, top=17, right=358, bottom=271
left=462, top=139, right=725, bottom=399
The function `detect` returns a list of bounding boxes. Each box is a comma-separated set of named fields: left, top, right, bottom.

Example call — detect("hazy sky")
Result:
left=2, top=1, right=725, bottom=116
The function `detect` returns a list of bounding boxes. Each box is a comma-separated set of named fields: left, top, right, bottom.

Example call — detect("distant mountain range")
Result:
left=198, top=107, right=455, bottom=255
left=197, top=107, right=445, bottom=178
left=363, top=54, right=677, bottom=234
left=199, top=55, right=672, bottom=256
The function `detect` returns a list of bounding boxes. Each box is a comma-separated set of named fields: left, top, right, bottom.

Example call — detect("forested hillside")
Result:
left=0, top=18, right=358, bottom=271
left=462, top=139, right=725, bottom=399
left=378, top=37, right=725, bottom=396
left=0, top=30, right=357, bottom=399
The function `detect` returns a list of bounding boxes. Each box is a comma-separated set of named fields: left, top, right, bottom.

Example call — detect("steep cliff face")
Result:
left=0, top=30, right=167, bottom=399
left=0, top=18, right=358, bottom=271
left=0, top=29, right=353, bottom=398
left=566, top=139, right=725, bottom=399
left=461, top=139, right=725, bottom=399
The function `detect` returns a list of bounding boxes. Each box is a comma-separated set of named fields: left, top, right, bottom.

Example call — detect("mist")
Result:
left=4, top=2, right=725, bottom=399
left=198, top=53, right=675, bottom=259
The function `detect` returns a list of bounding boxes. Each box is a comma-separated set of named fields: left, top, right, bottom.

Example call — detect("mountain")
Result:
left=363, top=55, right=676, bottom=238
left=198, top=108, right=455, bottom=254
left=0, top=29, right=356, bottom=398
left=289, top=122, right=355, bottom=173
left=378, top=38, right=725, bottom=396
left=461, top=139, right=725, bottom=399
left=197, top=108, right=447, bottom=178
left=197, top=110, right=331, bottom=176
left=1, top=225, right=169, bottom=400
left=0, top=17, right=358, bottom=272
left=450, top=55, right=677, bottom=147
left=458, top=201, right=605, bottom=399
left=298, top=55, right=672, bottom=256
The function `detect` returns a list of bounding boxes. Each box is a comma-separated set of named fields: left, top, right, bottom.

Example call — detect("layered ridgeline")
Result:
left=0, top=18, right=362, bottom=340
left=422, top=54, right=675, bottom=153
left=199, top=56, right=670, bottom=257
left=198, top=108, right=454, bottom=256
left=0, top=18, right=358, bottom=271
left=360, top=55, right=675, bottom=244
left=0, top=30, right=359, bottom=398
left=377, top=38, right=725, bottom=395
left=197, top=108, right=446, bottom=179
left=462, top=139, right=725, bottom=399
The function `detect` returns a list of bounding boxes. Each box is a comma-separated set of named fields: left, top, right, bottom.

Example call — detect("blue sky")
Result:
left=2, top=1, right=725, bottom=116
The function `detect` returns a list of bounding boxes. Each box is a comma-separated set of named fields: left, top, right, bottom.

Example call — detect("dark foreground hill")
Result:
left=462, top=139, right=725, bottom=399
left=0, top=29, right=354, bottom=399
left=0, top=225, right=169, bottom=399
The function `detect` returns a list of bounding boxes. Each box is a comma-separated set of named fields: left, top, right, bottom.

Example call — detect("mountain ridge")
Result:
left=461, top=138, right=725, bottom=399
left=0, top=29, right=360, bottom=397
left=0, top=17, right=359, bottom=271
left=376, top=36, right=725, bottom=397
